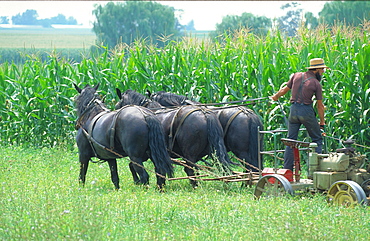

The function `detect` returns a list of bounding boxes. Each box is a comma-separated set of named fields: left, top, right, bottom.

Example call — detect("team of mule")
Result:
left=149, top=91, right=264, bottom=172
left=115, top=89, right=233, bottom=188
left=73, top=84, right=263, bottom=190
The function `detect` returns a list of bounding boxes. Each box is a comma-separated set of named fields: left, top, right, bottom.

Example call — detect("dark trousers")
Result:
left=283, top=103, right=323, bottom=170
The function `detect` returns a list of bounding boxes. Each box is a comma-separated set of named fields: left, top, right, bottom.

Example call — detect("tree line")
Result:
left=91, top=1, right=370, bottom=48
left=0, top=9, right=77, bottom=27
left=1, top=1, right=369, bottom=46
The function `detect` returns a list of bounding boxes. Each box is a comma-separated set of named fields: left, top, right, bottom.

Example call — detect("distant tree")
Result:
left=304, top=12, right=319, bottom=29
left=175, top=18, right=184, bottom=31
left=0, top=16, right=9, bottom=24
left=277, top=2, right=302, bottom=36
left=10, top=10, right=78, bottom=27
left=210, top=12, right=272, bottom=39
left=66, top=16, right=78, bottom=25
left=185, top=20, right=195, bottom=31
left=51, top=14, right=77, bottom=25
left=39, top=18, right=52, bottom=28
left=318, top=1, right=370, bottom=26
left=12, top=9, right=38, bottom=25
left=92, top=1, right=179, bottom=47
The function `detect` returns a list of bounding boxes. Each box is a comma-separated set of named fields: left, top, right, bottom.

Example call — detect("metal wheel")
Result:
left=327, top=180, right=368, bottom=207
left=360, top=179, right=370, bottom=197
left=254, top=174, right=294, bottom=200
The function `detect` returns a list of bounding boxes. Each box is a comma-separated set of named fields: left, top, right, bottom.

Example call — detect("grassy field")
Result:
left=0, top=28, right=96, bottom=49
left=1, top=146, right=369, bottom=240
left=0, top=28, right=211, bottom=49
left=0, top=25, right=369, bottom=239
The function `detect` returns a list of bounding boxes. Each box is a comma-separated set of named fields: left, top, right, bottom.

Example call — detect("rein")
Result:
left=324, top=135, right=370, bottom=150
left=198, top=96, right=269, bottom=107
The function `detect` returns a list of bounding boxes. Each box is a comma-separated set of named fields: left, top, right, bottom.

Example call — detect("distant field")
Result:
left=183, top=30, right=211, bottom=39
left=0, top=28, right=96, bottom=49
left=0, top=28, right=212, bottom=49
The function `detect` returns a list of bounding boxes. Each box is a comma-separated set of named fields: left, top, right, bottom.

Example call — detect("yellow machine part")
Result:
left=313, top=172, right=347, bottom=190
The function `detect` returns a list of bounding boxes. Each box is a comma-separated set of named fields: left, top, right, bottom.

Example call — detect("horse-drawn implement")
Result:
left=165, top=127, right=370, bottom=207
left=148, top=90, right=370, bottom=206
left=73, top=86, right=370, bottom=206
left=254, top=130, right=370, bottom=206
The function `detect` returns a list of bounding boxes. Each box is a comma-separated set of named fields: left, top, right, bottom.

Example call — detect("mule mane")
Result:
left=123, top=89, right=147, bottom=105
left=122, top=89, right=162, bottom=109
left=152, top=91, right=188, bottom=106
left=152, top=91, right=201, bottom=106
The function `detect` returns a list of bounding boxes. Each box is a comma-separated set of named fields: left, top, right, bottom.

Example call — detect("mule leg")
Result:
left=79, top=155, right=90, bottom=187
left=130, top=158, right=150, bottom=186
left=184, top=164, right=198, bottom=188
left=107, top=159, right=120, bottom=190
left=129, top=162, right=140, bottom=184
left=153, top=166, right=167, bottom=191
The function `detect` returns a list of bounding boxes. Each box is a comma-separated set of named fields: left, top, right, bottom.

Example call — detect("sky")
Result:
left=0, top=1, right=327, bottom=30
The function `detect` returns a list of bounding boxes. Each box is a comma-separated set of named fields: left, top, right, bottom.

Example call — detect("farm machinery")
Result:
left=254, top=132, right=370, bottom=206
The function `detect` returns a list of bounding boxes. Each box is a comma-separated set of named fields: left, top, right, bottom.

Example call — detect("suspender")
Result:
left=295, top=73, right=314, bottom=104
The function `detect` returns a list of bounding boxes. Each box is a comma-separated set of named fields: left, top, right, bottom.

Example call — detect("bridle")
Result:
left=75, top=97, right=109, bottom=130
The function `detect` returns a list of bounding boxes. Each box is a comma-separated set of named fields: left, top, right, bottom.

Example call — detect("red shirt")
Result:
left=287, top=71, right=323, bottom=105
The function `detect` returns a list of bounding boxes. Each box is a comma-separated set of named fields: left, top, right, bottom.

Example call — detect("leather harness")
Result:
left=76, top=99, right=151, bottom=159
left=167, top=106, right=213, bottom=151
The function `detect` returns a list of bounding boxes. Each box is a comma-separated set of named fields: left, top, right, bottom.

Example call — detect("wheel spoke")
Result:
left=327, top=181, right=368, bottom=207
left=254, top=174, right=293, bottom=199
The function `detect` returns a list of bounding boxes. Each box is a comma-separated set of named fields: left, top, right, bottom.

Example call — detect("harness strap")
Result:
left=223, top=108, right=243, bottom=138
left=109, top=111, right=120, bottom=150
left=88, top=111, right=109, bottom=134
left=222, top=106, right=254, bottom=138
left=168, top=106, right=202, bottom=151
left=108, top=105, right=151, bottom=150
left=87, top=110, right=110, bottom=157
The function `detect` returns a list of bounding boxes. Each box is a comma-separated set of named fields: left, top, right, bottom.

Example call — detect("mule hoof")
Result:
left=157, top=184, right=166, bottom=193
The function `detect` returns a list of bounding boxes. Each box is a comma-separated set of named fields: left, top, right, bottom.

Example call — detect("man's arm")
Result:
left=271, top=86, right=291, bottom=101
left=316, top=99, right=325, bottom=125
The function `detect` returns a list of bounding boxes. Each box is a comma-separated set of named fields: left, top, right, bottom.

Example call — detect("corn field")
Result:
left=0, top=24, right=369, bottom=156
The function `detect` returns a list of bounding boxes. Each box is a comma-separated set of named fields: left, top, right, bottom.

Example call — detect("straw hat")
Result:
left=306, top=58, right=329, bottom=69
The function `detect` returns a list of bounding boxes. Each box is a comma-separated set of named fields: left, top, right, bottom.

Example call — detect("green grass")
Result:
left=1, top=146, right=369, bottom=240
left=0, top=28, right=96, bottom=49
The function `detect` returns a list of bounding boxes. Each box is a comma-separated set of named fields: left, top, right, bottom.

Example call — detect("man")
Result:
left=271, top=58, right=328, bottom=171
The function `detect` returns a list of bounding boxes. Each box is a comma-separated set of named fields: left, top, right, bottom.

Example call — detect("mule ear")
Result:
left=146, top=89, right=152, bottom=98
left=93, top=83, right=100, bottom=91
left=116, top=88, right=122, bottom=98
left=74, top=83, right=82, bottom=93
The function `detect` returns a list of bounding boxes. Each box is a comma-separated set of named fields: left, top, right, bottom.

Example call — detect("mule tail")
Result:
left=205, top=111, right=233, bottom=167
left=146, top=114, right=174, bottom=178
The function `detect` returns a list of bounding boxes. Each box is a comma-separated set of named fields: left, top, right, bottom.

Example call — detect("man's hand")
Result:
left=271, top=86, right=290, bottom=102
left=271, top=95, right=278, bottom=101
left=320, top=124, right=326, bottom=136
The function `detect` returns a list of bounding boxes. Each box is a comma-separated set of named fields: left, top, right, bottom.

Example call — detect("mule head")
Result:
left=146, top=89, right=152, bottom=98
left=74, top=83, right=100, bottom=93
left=74, top=83, right=102, bottom=116
left=116, top=88, right=122, bottom=99
left=115, top=88, right=127, bottom=109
